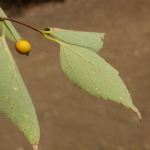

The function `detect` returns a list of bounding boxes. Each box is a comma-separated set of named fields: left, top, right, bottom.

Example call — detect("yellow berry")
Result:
left=15, top=39, right=31, bottom=55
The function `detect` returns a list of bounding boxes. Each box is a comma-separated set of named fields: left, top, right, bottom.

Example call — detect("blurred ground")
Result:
left=0, top=0, right=64, bottom=16
left=0, top=0, right=150, bottom=150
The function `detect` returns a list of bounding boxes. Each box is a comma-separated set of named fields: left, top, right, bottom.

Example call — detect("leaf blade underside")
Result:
left=60, top=43, right=139, bottom=112
left=0, top=36, right=40, bottom=145
left=45, top=27, right=105, bottom=53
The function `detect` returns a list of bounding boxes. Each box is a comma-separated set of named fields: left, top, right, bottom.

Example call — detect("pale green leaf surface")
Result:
left=0, top=36, right=40, bottom=144
left=0, top=7, right=21, bottom=42
left=60, top=43, right=138, bottom=112
left=45, top=27, right=105, bottom=53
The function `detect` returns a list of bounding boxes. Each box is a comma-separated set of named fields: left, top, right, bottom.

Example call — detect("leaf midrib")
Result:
left=51, top=30, right=104, bottom=40
left=54, top=35, right=100, bottom=52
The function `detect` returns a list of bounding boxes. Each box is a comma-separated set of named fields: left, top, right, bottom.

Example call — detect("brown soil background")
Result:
left=1, top=0, right=150, bottom=150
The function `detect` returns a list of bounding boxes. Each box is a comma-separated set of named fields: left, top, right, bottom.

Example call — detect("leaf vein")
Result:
left=63, top=44, right=133, bottom=107
left=62, top=45, right=83, bottom=89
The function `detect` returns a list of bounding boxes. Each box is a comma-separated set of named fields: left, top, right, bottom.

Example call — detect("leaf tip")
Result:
left=136, top=111, right=142, bottom=121
left=32, top=144, right=38, bottom=150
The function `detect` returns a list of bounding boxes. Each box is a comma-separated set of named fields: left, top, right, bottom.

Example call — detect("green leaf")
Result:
left=44, top=27, right=105, bottom=53
left=0, top=7, right=21, bottom=42
left=60, top=43, right=139, bottom=113
left=0, top=34, right=40, bottom=145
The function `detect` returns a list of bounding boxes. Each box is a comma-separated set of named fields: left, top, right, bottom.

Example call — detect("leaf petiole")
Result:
left=0, top=20, right=5, bottom=37
left=43, top=33, right=63, bottom=45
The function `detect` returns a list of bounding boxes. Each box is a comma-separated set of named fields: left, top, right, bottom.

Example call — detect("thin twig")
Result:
left=0, top=17, right=44, bottom=35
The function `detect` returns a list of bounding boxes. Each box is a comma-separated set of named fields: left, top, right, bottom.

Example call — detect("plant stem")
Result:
left=0, top=17, right=44, bottom=35
left=0, top=17, right=59, bottom=44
